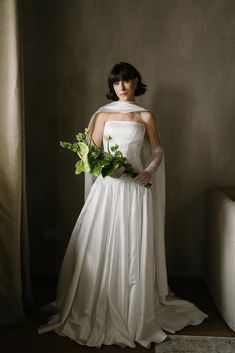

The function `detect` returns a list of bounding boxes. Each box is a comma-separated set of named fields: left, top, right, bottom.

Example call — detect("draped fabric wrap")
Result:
left=85, top=100, right=168, bottom=301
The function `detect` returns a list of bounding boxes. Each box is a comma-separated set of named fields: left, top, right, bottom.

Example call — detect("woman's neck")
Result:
left=118, top=99, right=136, bottom=103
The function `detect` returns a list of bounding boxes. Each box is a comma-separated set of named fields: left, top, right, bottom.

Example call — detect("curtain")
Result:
left=0, top=0, right=32, bottom=325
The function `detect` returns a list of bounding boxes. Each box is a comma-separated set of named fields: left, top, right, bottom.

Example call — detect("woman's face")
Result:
left=113, top=78, right=138, bottom=101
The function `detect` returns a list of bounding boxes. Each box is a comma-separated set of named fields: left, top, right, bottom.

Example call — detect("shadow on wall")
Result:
left=56, top=55, right=97, bottom=273
left=153, top=82, right=195, bottom=155
left=151, top=83, right=208, bottom=276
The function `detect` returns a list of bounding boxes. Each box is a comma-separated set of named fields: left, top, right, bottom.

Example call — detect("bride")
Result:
left=39, top=62, right=207, bottom=348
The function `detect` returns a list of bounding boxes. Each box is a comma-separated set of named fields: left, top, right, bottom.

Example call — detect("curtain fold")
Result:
left=0, top=0, right=33, bottom=325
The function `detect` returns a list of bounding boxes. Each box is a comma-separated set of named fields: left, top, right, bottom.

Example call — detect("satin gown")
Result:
left=39, top=121, right=207, bottom=348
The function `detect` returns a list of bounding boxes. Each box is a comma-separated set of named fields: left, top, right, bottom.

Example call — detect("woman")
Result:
left=39, top=62, right=207, bottom=348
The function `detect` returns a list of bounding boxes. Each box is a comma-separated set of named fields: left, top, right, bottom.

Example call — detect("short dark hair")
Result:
left=106, top=62, right=147, bottom=101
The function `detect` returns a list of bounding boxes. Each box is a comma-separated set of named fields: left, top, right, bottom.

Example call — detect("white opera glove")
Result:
left=134, top=146, right=163, bottom=185
left=111, top=165, right=126, bottom=178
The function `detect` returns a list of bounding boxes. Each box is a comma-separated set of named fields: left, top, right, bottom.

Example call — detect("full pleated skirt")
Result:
left=39, top=175, right=207, bottom=348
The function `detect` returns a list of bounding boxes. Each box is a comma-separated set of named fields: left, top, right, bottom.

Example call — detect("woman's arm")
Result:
left=143, top=111, right=162, bottom=149
left=91, top=113, right=106, bottom=147
left=91, top=112, right=125, bottom=179
left=134, top=112, right=164, bottom=185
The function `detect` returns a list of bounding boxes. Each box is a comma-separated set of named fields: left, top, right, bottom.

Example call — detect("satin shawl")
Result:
left=85, top=100, right=168, bottom=301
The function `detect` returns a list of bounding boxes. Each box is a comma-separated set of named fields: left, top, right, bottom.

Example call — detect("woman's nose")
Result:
left=119, top=81, right=125, bottom=89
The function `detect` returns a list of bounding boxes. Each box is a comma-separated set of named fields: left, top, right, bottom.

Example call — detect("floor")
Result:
left=1, top=279, right=235, bottom=353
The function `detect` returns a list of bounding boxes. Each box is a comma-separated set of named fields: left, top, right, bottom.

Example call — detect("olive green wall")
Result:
left=22, top=0, right=235, bottom=277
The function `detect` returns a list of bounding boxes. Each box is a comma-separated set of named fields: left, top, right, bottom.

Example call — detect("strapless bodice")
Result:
left=103, top=121, right=146, bottom=171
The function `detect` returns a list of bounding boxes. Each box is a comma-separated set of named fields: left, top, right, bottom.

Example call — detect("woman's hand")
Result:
left=111, top=166, right=125, bottom=178
left=134, top=170, right=152, bottom=185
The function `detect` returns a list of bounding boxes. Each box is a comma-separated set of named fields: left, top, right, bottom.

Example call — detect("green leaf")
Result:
left=75, top=160, right=86, bottom=175
left=101, top=161, right=121, bottom=177
left=60, top=141, right=72, bottom=149
left=77, top=142, right=90, bottom=172
left=71, top=143, right=80, bottom=153
left=114, top=150, right=123, bottom=159
left=110, top=144, right=119, bottom=152
left=76, top=133, right=86, bottom=142
left=105, top=135, right=112, bottom=141
left=90, top=161, right=104, bottom=176
left=88, top=145, right=101, bottom=159
left=103, top=152, right=113, bottom=163
left=78, top=142, right=89, bottom=157
left=60, top=141, right=81, bottom=154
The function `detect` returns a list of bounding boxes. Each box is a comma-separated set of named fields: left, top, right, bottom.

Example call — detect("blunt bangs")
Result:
left=106, top=62, right=147, bottom=101
left=109, top=67, right=137, bottom=85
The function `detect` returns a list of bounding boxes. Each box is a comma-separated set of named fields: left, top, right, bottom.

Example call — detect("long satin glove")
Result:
left=134, top=146, right=163, bottom=185
left=111, top=165, right=126, bottom=178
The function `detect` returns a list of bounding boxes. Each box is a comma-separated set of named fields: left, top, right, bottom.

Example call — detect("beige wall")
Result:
left=22, top=0, right=235, bottom=277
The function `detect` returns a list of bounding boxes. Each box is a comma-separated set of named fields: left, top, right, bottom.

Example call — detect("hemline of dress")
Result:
left=54, top=328, right=168, bottom=349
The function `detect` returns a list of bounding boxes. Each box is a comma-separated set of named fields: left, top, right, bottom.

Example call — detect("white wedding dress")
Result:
left=39, top=103, right=207, bottom=348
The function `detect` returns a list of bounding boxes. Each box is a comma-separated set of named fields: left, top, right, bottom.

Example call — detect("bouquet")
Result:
left=60, top=128, right=151, bottom=188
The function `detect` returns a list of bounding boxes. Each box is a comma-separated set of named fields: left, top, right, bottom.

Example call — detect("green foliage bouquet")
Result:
left=60, top=128, right=151, bottom=187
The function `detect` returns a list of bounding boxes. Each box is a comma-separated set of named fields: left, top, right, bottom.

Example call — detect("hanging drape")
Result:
left=0, top=0, right=32, bottom=325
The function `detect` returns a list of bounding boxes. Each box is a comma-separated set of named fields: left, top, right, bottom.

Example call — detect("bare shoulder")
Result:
left=95, top=112, right=107, bottom=123
left=140, top=111, right=161, bottom=146
left=139, top=111, right=156, bottom=126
